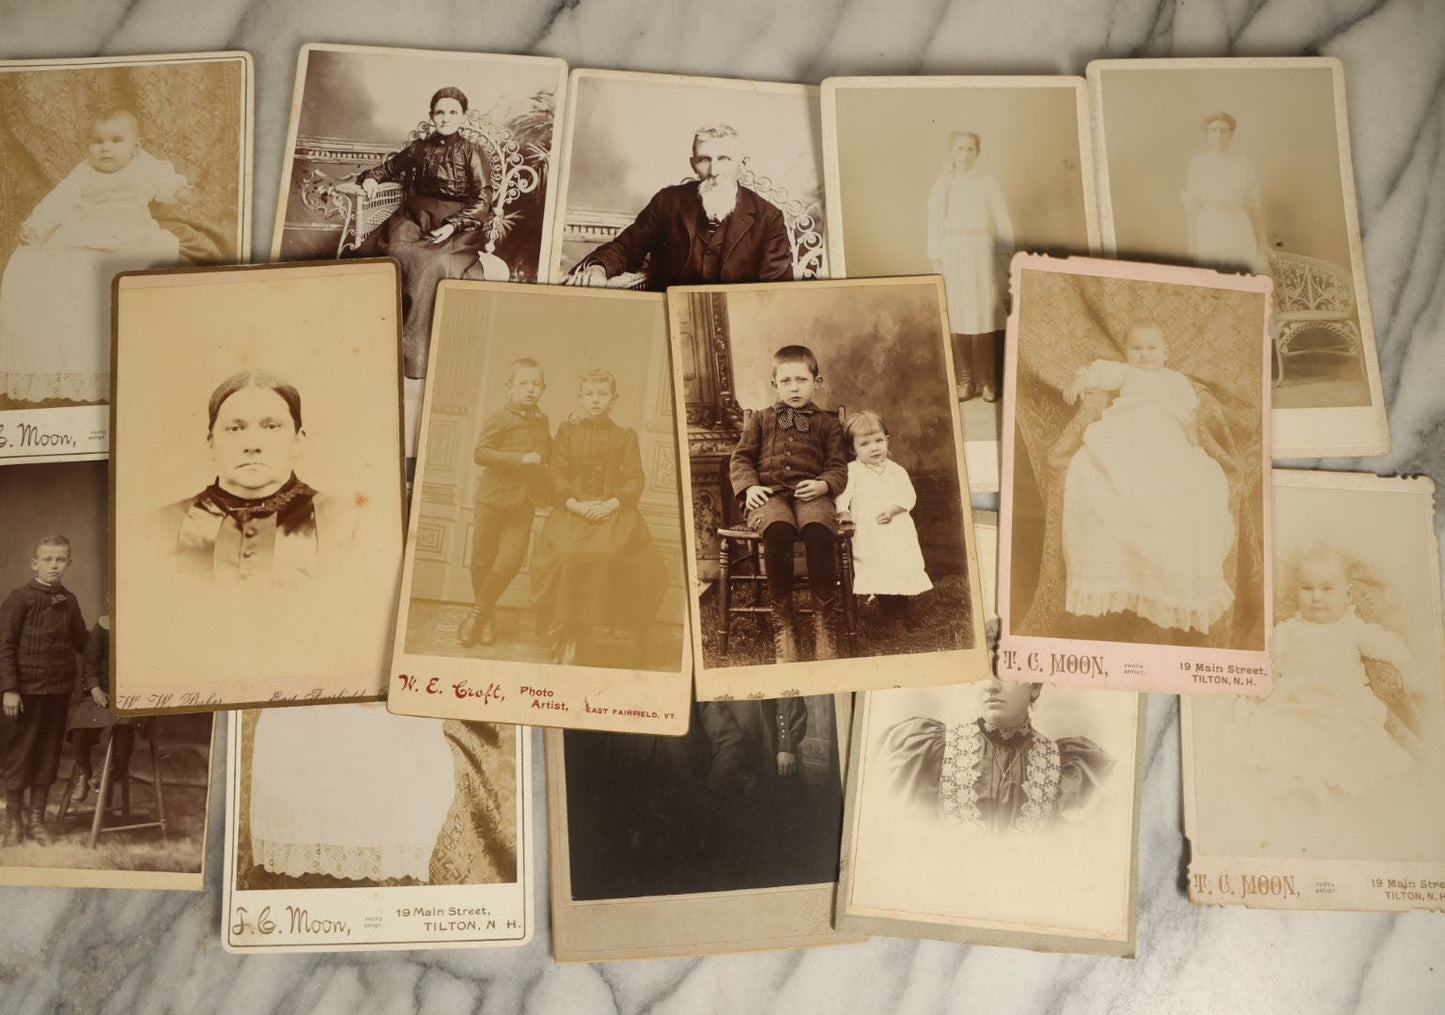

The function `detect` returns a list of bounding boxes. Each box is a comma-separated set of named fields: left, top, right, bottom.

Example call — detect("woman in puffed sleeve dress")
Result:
left=355, top=86, right=493, bottom=380
left=881, top=677, right=1113, bottom=834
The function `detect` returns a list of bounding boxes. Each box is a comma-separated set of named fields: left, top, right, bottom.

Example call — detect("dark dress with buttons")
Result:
left=356, top=130, right=493, bottom=378
left=158, top=474, right=355, bottom=589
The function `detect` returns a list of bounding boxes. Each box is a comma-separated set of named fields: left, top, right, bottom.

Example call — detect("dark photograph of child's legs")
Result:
left=562, top=694, right=843, bottom=899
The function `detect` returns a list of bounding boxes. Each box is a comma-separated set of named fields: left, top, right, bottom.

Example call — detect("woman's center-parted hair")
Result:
left=844, top=409, right=889, bottom=450
left=430, top=86, right=469, bottom=114
left=207, top=370, right=303, bottom=435
left=771, top=344, right=820, bottom=379
left=1200, top=111, right=1237, bottom=133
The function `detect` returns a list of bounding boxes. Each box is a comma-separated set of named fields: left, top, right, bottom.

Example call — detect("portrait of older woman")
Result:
left=158, top=369, right=356, bottom=588
left=353, top=86, right=496, bottom=382
left=1181, top=111, right=1269, bottom=276
left=881, top=675, right=1113, bottom=834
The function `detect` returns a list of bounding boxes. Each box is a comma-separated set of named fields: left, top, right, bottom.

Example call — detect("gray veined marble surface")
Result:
left=2, top=0, right=1444, bottom=1011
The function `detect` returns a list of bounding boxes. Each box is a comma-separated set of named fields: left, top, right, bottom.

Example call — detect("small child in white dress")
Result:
left=1229, top=545, right=1417, bottom=801
left=835, top=411, right=932, bottom=627
left=0, top=109, right=187, bottom=404
left=1061, top=323, right=1235, bottom=633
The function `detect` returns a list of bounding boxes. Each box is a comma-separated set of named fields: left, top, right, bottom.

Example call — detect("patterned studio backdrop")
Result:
left=0, top=60, right=245, bottom=264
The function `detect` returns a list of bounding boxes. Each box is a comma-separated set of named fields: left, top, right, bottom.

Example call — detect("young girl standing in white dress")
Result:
left=1061, top=323, right=1235, bottom=634
left=835, top=411, right=932, bottom=626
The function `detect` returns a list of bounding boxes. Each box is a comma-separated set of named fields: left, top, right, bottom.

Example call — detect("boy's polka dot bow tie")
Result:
left=775, top=403, right=816, bottom=432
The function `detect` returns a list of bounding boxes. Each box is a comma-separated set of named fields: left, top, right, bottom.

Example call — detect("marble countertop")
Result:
left=3, top=1, right=1443, bottom=1011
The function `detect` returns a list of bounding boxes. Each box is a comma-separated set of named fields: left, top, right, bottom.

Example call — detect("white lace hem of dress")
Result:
left=1066, top=584, right=1233, bottom=634
left=0, top=370, right=108, bottom=404
left=253, top=837, right=432, bottom=883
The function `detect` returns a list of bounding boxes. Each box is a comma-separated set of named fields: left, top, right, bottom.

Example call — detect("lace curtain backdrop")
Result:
left=0, top=60, right=243, bottom=264
left=1010, top=270, right=1267, bottom=649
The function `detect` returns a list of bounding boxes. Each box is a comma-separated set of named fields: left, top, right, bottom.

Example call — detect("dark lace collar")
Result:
left=203, top=473, right=311, bottom=520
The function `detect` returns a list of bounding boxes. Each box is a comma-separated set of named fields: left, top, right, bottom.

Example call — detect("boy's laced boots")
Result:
left=812, top=595, right=839, bottom=661
left=27, top=787, right=52, bottom=847
left=772, top=604, right=799, bottom=664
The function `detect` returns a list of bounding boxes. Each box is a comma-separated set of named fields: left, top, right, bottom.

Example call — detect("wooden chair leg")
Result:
left=88, top=734, right=116, bottom=849
left=150, top=731, right=168, bottom=838
left=56, top=761, right=82, bottom=826
left=718, top=538, right=733, bottom=656
left=839, top=540, right=858, bottom=653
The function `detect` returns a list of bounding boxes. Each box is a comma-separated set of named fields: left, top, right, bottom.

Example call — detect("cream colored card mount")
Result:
left=387, top=282, right=692, bottom=734
left=0, top=51, right=253, bottom=466
left=547, top=695, right=862, bottom=961
left=998, top=253, right=1274, bottom=695
left=223, top=704, right=533, bottom=951
left=111, top=260, right=406, bottom=713
left=837, top=516, right=1145, bottom=955
left=667, top=276, right=989, bottom=701
left=1088, top=57, right=1388, bottom=459
left=1183, top=470, right=1445, bottom=912
left=820, top=75, right=1102, bottom=493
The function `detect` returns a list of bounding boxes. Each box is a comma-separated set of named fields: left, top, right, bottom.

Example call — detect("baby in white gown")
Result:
left=1061, top=323, right=1235, bottom=633
left=1229, top=546, right=1417, bottom=801
left=0, top=109, right=187, bottom=403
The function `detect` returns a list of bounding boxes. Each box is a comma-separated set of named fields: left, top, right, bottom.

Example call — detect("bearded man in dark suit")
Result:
left=565, top=124, right=794, bottom=290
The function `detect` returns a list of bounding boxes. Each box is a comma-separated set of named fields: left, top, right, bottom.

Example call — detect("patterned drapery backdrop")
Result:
left=0, top=60, right=244, bottom=263
left=1011, top=269, right=1268, bottom=649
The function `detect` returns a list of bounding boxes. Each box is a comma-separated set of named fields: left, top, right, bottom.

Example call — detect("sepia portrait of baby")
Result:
left=669, top=277, right=987, bottom=700
left=1183, top=472, right=1445, bottom=910
left=0, top=462, right=214, bottom=890
left=0, top=53, right=251, bottom=463
left=821, top=76, right=1099, bottom=491
left=1000, top=256, right=1273, bottom=692
left=271, top=44, right=567, bottom=452
left=111, top=262, right=405, bottom=711
left=388, top=283, right=689, bottom=733
left=839, top=516, right=1143, bottom=953
left=1089, top=57, right=1388, bottom=458
left=550, top=70, right=828, bottom=288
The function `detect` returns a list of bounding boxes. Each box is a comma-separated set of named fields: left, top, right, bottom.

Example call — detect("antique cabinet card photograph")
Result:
left=111, top=261, right=405, bottom=713
left=667, top=277, right=988, bottom=700
left=387, top=282, right=691, bottom=734
left=547, top=694, right=861, bottom=960
left=0, top=52, right=253, bottom=465
left=272, top=44, right=568, bottom=454
left=1088, top=57, right=1388, bottom=458
left=820, top=76, right=1100, bottom=493
left=838, top=515, right=1144, bottom=955
left=0, top=461, right=216, bottom=890
left=1183, top=471, right=1445, bottom=912
left=998, top=254, right=1273, bottom=695
left=224, top=704, right=532, bottom=951
left=548, top=69, right=828, bottom=289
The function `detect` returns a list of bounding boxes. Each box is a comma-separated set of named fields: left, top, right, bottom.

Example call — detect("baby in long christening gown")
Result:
left=1061, top=323, right=1235, bottom=634
left=0, top=109, right=187, bottom=403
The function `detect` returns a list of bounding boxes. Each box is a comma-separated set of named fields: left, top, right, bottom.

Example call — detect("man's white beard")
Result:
left=698, top=176, right=739, bottom=223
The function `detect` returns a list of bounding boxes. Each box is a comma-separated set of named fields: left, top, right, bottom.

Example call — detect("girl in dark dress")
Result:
left=356, top=86, right=494, bottom=380
left=530, top=369, right=668, bottom=667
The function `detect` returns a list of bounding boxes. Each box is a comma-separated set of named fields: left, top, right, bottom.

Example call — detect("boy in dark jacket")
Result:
left=0, top=536, right=89, bottom=846
left=729, top=344, right=847, bottom=662
left=460, top=358, right=552, bottom=647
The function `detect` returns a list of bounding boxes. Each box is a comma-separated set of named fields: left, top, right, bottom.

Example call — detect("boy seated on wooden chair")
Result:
left=729, top=344, right=847, bottom=663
